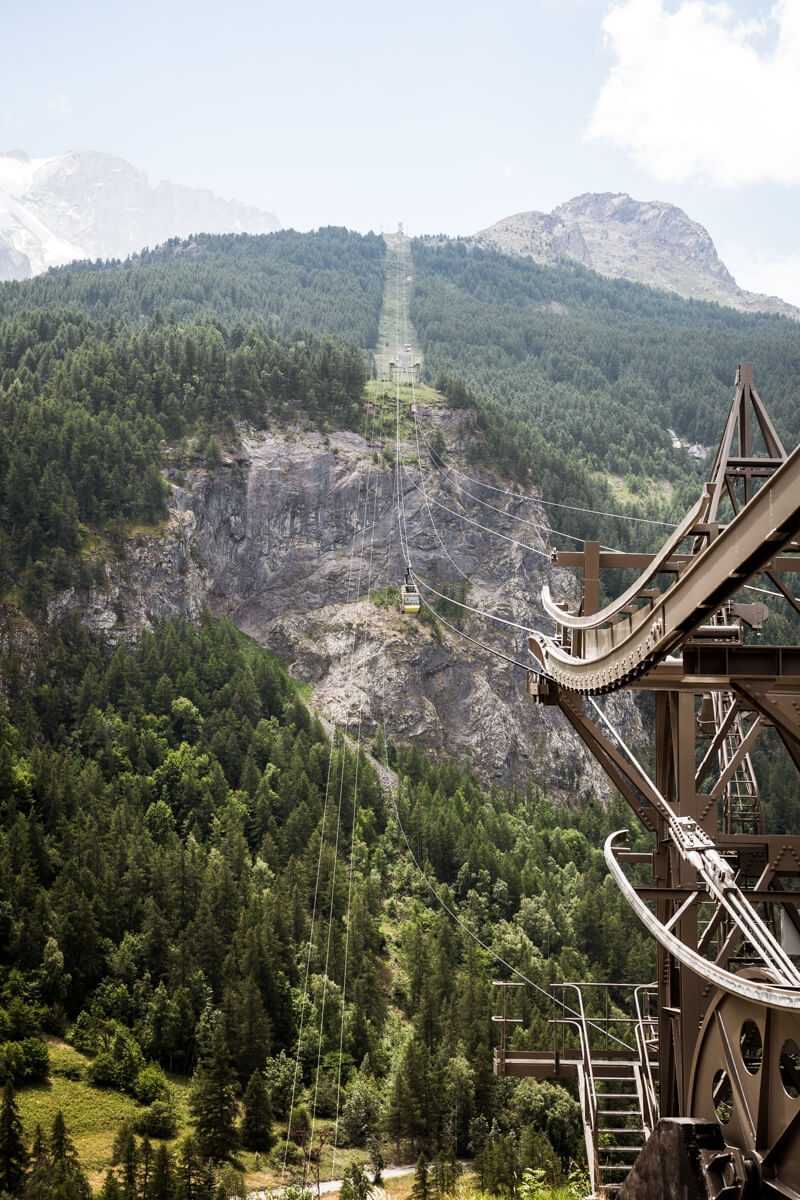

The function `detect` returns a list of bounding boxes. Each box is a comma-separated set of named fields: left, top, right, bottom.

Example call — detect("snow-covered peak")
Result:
left=0, top=149, right=281, bottom=281
left=0, top=151, right=63, bottom=196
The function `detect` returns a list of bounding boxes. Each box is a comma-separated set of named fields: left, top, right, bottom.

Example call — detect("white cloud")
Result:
left=586, top=0, right=800, bottom=186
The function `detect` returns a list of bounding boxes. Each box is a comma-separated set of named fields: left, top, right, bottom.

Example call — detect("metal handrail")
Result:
left=633, top=984, right=659, bottom=1136
left=551, top=983, right=599, bottom=1195
left=550, top=981, right=658, bottom=1198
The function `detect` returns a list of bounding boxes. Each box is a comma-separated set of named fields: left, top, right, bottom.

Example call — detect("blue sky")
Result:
left=3, top=0, right=800, bottom=303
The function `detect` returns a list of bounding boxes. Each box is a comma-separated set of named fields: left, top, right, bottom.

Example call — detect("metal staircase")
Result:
left=594, top=1062, right=649, bottom=1194
left=552, top=983, right=658, bottom=1198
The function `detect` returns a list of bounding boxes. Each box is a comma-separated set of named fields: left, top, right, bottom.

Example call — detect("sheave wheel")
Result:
left=688, top=971, right=800, bottom=1196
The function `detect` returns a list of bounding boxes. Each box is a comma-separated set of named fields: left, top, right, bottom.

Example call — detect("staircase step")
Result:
left=599, top=1146, right=644, bottom=1154
left=599, top=1127, right=646, bottom=1134
left=599, top=1109, right=641, bottom=1116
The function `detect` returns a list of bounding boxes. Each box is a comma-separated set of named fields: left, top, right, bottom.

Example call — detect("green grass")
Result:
left=607, top=472, right=674, bottom=506
left=19, top=1041, right=194, bottom=1191
left=363, top=383, right=440, bottom=458
left=19, top=1068, right=140, bottom=1178
left=104, top=510, right=174, bottom=542
left=231, top=623, right=267, bottom=659
left=370, top=586, right=399, bottom=608
left=20, top=1045, right=411, bottom=1195
left=231, top=625, right=297, bottom=688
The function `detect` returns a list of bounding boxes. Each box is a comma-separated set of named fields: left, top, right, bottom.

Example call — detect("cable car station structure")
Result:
left=494, top=365, right=800, bottom=1198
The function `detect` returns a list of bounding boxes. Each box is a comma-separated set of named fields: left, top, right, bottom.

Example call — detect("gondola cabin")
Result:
left=399, top=582, right=420, bottom=614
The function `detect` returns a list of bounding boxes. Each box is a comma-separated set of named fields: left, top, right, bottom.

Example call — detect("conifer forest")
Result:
left=1, top=226, right=800, bottom=1199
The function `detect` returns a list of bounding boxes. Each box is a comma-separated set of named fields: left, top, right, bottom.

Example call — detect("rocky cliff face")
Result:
left=476, top=193, right=799, bottom=318
left=0, top=150, right=280, bottom=280
left=54, top=416, right=639, bottom=799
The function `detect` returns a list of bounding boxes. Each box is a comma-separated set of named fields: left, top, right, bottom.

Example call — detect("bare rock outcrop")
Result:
left=476, top=193, right=799, bottom=319
left=59, top=419, right=641, bottom=799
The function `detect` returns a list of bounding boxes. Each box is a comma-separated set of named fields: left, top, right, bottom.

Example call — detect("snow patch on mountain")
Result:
left=0, top=149, right=281, bottom=280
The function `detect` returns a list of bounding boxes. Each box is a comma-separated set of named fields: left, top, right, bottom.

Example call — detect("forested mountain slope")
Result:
left=0, top=607, right=651, bottom=1191
left=0, top=300, right=620, bottom=792
left=0, top=227, right=798, bottom=1194
left=0, top=227, right=386, bottom=344
left=0, top=312, right=366, bottom=581
left=410, top=238, right=800, bottom=534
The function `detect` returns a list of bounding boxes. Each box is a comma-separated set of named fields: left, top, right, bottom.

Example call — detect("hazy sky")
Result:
left=3, top=0, right=800, bottom=304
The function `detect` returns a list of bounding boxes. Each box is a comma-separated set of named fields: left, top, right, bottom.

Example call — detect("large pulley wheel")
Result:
left=688, top=971, right=800, bottom=1196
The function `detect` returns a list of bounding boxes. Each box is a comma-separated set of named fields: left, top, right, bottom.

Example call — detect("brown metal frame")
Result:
left=503, top=366, right=800, bottom=1198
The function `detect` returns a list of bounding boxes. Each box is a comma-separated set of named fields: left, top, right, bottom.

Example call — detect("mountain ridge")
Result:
left=0, top=148, right=281, bottom=280
left=3, top=151, right=797, bottom=322
left=475, top=192, right=800, bottom=319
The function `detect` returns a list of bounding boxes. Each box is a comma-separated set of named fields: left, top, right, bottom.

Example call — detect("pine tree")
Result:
left=52, top=1111, right=90, bottom=1195
left=149, top=1142, right=175, bottom=1200
left=241, top=1071, right=273, bottom=1151
left=0, top=1082, right=28, bottom=1195
left=139, top=1138, right=155, bottom=1199
left=188, top=1025, right=239, bottom=1161
left=176, top=1135, right=213, bottom=1200
left=151, top=1142, right=176, bottom=1200
left=29, top=1124, right=46, bottom=1171
left=432, top=1150, right=459, bottom=1198
left=367, top=1137, right=384, bottom=1186
left=49, top=1111, right=76, bottom=1165
left=411, top=1153, right=429, bottom=1200
left=25, top=1112, right=91, bottom=1200
left=111, top=1124, right=138, bottom=1199
left=339, top=1162, right=372, bottom=1200
left=99, top=1171, right=123, bottom=1199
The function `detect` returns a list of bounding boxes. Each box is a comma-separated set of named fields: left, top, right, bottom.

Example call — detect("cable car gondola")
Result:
left=399, top=566, right=420, bottom=614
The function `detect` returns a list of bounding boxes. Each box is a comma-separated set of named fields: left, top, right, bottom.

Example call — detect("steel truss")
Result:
left=495, top=365, right=800, bottom=1198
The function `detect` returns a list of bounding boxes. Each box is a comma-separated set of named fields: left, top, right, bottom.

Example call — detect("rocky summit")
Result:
left=476, top=192, right=799, bottom=318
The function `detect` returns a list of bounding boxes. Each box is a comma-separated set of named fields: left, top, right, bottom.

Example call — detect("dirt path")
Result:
left=250, top=1163, right=416, bottom=1199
